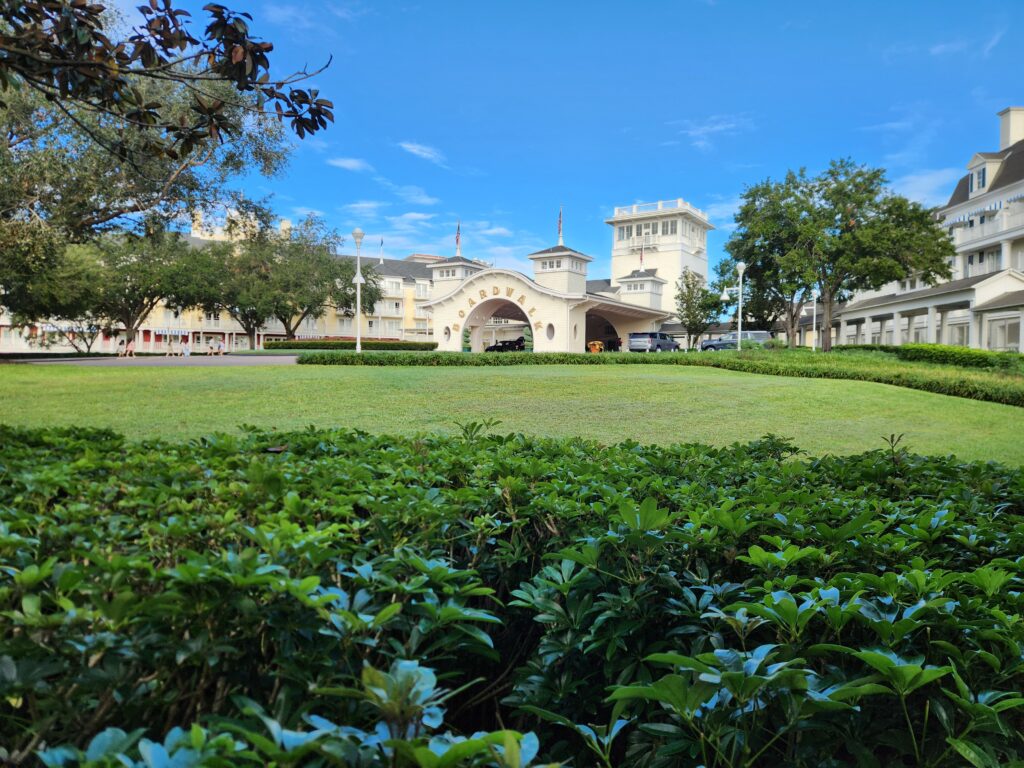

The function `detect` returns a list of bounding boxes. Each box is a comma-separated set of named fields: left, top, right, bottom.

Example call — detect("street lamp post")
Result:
left=352, top=227, right=365, bottom=353
left=720, top=260, right=746, bottom=350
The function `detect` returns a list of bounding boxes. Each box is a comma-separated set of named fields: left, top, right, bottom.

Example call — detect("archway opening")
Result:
left=585, top=311, right=622, bottom=352
left=464, top=298, right=531, bottom=352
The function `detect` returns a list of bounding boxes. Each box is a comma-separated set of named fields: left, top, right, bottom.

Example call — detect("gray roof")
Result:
left=990, top=139, right=1024, bottom=192
left=528, top=244, right=592, bottom=259
left=842, top=274, right=991, bottom=313
left=946, top=138, right=1024, bottom=207
left=620, top=269, right=663, bottom=281
left=972, top=289, right=1024, bottom=312
left=337, top=255, right=432, bottom=280
left=586, top=278, right=618, bottom=294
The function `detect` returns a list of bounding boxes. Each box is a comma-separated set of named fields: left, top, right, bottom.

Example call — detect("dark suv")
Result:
left=484, top=337, right=526, bottom=352
left=701, top=330, right=772, bottom=351
left=628, top=332, right=679, bottom=352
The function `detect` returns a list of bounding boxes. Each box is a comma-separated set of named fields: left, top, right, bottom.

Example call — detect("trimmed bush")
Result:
left=264, top=339, right=437, bottom=351
left=894, top=342, right=1022, bottom=370
left=3, top=426, right=1024, bottom=765
left=297, top=349, right=1024, bottom=407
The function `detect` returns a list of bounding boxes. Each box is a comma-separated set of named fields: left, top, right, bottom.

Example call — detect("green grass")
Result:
left=2, top=363, right=1023, bottom=462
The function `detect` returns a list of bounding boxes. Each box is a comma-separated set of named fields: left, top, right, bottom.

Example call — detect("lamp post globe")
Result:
left=352, top=228, right=365, bottom=353
left=720, top=289, right=730, bottom=302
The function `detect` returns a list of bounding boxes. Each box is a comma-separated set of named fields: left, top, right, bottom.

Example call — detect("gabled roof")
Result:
left=972, top=289, right=1024, bottom=312
left=945, top=137, right=1024, bottom=208
left=619, top=269, right=665, bottom=282
left=842, top=274, right=991, bottom=313
left=527, top=244, right=593, bottom=261
left=990, top=138, right=1024, bottom=192
left=586, top=278, right=618, bottom=294
left=430, top=255, right=489, bottom=268
left=337, top=255, right=433, bottom=280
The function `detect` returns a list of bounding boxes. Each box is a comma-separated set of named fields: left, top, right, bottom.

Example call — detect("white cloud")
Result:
left=983, top=29, right=1005, bottom=57
left=328, top=157, right=374, bottom=172
left=398, top=141, right=448, bottom=167
left=890, top=168, right=962, bottom=207
left=386, top=212, right=436, bottom=231
left=703, top=196, right=742, bottom=230
left=929, top=39, right=969, bottom=56
left=396, top=185, right=439, bottom=205
left=671, top=114, right=753, bottom=151
left=291, top=206, right=324, bottom=218
left=342, top=200, right=388, bottom=219
left=480, top=226, right=512, bottom=237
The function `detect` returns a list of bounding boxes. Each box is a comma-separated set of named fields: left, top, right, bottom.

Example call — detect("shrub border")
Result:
left=265, top=339, right=437, bottom=351
left=296, top=350, right=1024, bottom=408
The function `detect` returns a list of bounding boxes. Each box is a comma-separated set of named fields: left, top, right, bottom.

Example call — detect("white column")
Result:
left=1001, top=240, right=1013, bottom=271
left=892, top=311, right=903, bottom=346
left=926, top=306, right=937, bottom=344
left=839, top=319, right=848, bottom=346
left=969, top=307, right=982, bottom=349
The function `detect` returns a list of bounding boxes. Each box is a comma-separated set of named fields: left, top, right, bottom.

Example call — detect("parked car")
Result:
left=700, top=330, right=772, bottom=351
left=484, top=337, right=526, bottom=352
left=628, top=332, right=679, bottom=352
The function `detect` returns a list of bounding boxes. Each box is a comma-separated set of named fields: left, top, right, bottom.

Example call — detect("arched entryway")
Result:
left=585, top=310, right=623, bottom=352
left=464, top=298, right=531, bottom=352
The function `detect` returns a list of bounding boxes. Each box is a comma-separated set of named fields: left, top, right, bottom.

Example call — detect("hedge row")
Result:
left=264, top=339, right=437, bottom=351
left=297, top=350, right=1024, bottom=407
left=836, top=342, right=1023, bottom=370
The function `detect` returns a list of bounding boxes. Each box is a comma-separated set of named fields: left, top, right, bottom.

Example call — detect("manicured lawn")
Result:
left=2, top=363, right=1023, bottom=462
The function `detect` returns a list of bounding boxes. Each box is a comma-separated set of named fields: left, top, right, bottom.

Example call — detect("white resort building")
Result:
left=0, top=199, right=714, bottom=354
left=835, top=106, right=1024, bottom=351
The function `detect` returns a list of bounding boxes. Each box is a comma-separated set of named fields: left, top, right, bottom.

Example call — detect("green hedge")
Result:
left=836, top=342, right=1023, bottom=371
left=264, top=339, right=437, bottom=351
left=4, top=426, right=1024, bottom=766
left=297, top=350, right=1024, bottom=407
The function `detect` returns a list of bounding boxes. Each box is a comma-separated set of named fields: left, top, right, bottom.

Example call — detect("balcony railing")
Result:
left=951, top=209, right=1024, bottom=246
left=613, top=198, right=708, bottom=219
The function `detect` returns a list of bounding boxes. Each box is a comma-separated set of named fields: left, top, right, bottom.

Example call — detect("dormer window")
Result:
left=969, top=174, right=974, bottom=193
left=977, top=168, right=987, bottom=189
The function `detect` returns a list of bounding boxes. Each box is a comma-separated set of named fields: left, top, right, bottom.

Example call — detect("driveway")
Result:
left=28, top=354, right=299, bottom=367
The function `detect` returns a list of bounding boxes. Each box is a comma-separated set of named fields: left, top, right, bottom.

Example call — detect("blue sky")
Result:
left=147, top=1, right=1021, bottom=278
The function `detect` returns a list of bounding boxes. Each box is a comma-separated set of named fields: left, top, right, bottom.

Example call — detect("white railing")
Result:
left=952, top=208, right=1024, bottom=246
left=630, top=235, right=657, bottom=248
left=614, top=198, right=708, bottom=219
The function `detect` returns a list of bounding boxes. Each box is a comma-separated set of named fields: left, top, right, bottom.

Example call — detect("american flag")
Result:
left=455, top=221, right=461, bottom=248
left=558, top=206, right=562, bottom=239
left=639, top=240, right=645, bottom=269
left=379, top=237, right=384, bottom=264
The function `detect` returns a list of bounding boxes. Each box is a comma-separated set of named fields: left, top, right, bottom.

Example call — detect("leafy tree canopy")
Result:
left=674, top=267, right=722, bottom=349
left=0, top=1, right=333, bottom=164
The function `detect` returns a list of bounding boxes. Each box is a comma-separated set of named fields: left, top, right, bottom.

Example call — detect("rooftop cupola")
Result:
left=527, top=245, right=592, bottom=294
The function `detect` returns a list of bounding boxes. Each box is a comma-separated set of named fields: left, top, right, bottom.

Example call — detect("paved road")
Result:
left=28, top=354, right=299, bottom=367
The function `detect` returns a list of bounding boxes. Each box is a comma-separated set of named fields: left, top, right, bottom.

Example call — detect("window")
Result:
left=415, top=282, right=430, bottom=298
left=626, top=225, right=633, bottom=238
left=978, top=168, right=987, bottom=189
left=392, top=301, right=401, bottom=313
left=385, top=279, right=402, bottom=295
left=368, top=320, right=374, bottom=330
left=384, top=319, right=400, bottom=334
left=988, top=317, right=1020, bottom=351
left=617, top=226, right=626, bottom=240
left=204, top=311, right=220, bottom=327
left=969, top=173, right=974, bottom=193
left=948, top=323, right=969, bottom=347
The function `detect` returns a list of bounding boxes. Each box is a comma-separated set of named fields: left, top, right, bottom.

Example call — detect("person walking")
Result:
left=216, top=337, right=226, bottom=355
left=182, top=338, right=192, bottom=358
left=164, top=337, right=176, bottom=357
left=116, top=339, right=126, bottom=357
left=125, top=337, right=136, bottom=358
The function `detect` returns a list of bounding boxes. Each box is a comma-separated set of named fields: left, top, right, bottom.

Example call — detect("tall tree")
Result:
left=674, top=267, right=722, bottom=349
left=0, top=2, right=332, bottom=164
left=797, top=159, right=954, bottom=350
left=268, top=216, right=381, bottom=340
left=88, top=230, right=204, bottom=344
left=725, top=171, right=817, bottom=343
